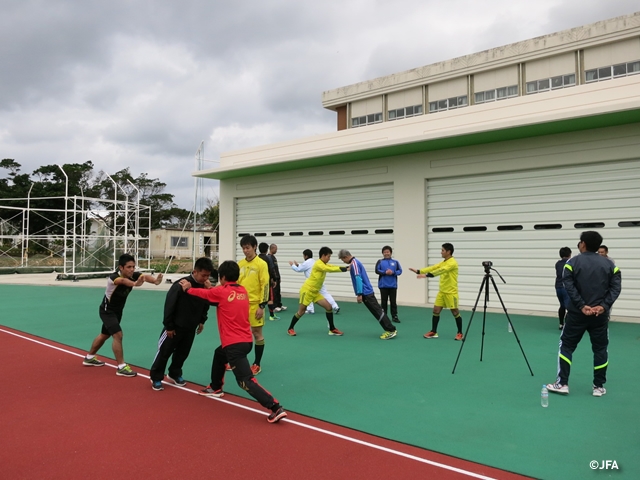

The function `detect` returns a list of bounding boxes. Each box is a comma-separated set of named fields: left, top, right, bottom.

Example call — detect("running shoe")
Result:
left=83, top=356, right=105, bottom=367
left=423, top=331, right=438, bottom=339
left=279, top=306, right=288, bottom=311
left=225, top=363, right=232, bottom=371
left=200, top=386, right=224, bottom=397
left=274, top=307, right=282, bottom=312
left=169, top=375, right=186, bottom=386
left=151, top=380, right=164, bottom=391
left=593, top=385, right=607, bottom=397
left=392, top=316, right=401, bottom=323
left=380, top=330, right=397, bottom=340
left=251, top=364, right=262, bottom=375
left=116, top=364, right=137, bottom=377
left=546, top=383, right=569, bottom=395
left=454, top=333, right=464, bottom=341
left=287, top=328, right=296, bottom=336
left=328, top=328, right=343, bottom=336
left=333, top=307, right=340, bottom=314
left=267, top=407, right=287, bottom=423
left=269, top=315, right=280, bottom=321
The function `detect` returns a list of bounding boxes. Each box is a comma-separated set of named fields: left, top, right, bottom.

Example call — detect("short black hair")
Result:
left=218, top=260, right=239, bottom=282
left=382, top=245, right=392, bottom=254
left=118, top=253, right=135, bottom=266
left=194, top=257, right=214, bottom=272
left=240, top=235, right=257, bottom=248
left=559, top=247, right=571, bottom=258
left=258, top=242, right=269, bottom=254
left=599, top=245, right=608, bottom=253
left=303, top=249, right=313, bottom=258
left=442, top=243, right=454, bottom=254
left=580, top=231, right=603, bottom=252
left=319, top=246, right=332, bottom=257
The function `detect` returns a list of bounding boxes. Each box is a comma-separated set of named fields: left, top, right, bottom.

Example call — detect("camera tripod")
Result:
left=452, top=265, right=534, bottom=375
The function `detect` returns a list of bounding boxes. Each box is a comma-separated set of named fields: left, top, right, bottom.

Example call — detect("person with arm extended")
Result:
left=290, top=249, right=340, bottom=314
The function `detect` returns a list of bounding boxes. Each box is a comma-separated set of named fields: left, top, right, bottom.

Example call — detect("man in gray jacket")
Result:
left=547, top=231, right=621, bottom=397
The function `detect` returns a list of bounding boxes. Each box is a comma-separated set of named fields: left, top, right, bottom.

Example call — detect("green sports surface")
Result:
left=2, top=284, right=638, bottom=479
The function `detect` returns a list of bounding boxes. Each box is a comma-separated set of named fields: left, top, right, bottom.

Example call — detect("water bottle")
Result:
left=541, top=384, right=549, bottom=408
left=508, top=321, right=512, bottom=333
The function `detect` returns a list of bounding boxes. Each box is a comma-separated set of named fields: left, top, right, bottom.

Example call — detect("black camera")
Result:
left=482, top=261, right=493, bottom=268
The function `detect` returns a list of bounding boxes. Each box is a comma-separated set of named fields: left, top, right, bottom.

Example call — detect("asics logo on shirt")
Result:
left=227, top=291, right=236, bottom=302
left=227, top=291, right=247, bottom=302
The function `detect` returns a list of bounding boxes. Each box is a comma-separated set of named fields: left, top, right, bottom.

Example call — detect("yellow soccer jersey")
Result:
left=238, top=256, right=269, bottom=305
left=419, top=257, right=459, bottom=295
left=301, top=259, right=343, bottom=294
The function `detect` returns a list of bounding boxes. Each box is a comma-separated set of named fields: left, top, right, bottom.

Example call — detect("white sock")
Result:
left=86, top=354, right=95, bottom=360
left=118, top=363, right=126, bottom=369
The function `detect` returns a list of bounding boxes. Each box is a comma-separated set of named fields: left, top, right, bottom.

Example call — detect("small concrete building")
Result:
left=196, top=12, right=640, bottom=320
left=150, top=227, right=217, bottom=260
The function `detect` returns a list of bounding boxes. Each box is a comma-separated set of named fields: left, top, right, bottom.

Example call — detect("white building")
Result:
left=150, top=228, right=217, bottom=260
left=197, top=12, right=640, bottom=320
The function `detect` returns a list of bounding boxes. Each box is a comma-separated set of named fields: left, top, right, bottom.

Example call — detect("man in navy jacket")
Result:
left=375, top=245, right=402, bottom=323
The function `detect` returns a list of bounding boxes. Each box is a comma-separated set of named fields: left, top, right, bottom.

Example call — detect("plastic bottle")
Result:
left=508, top=321, right=512, bottom=333
left=541, top=384, right=549, bottom=408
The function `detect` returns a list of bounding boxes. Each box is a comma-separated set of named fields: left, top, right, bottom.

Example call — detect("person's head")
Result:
left=118, top=253, right=136, bottom=276
left=319, top=246, right=333, bottom=263
left=598, top=245, right=609, bottom=257
left=217, top=260, right=239, bottom=285
left=441, top=243, right=454, bottom=258
left=338, top=248, right=352, bottom=264
left=192, top=257, right=214, bottom=284
left=302, top=249, right=313, bottom=260
left=269, top=243, right=278, bottom=255
left=382, top=246, right=392, bottom=259
left=240, top=235, right=258, bottom=259
left=559, top=247, right=572, bottom=259
left=579, top=231, right=602, bottom=253
left=258, top=242, right=269, bottom=254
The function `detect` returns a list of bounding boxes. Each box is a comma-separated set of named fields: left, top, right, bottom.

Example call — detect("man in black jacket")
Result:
left=547, top=231, right=621, bottom=397
left=149, top=257, right=215, bottom=391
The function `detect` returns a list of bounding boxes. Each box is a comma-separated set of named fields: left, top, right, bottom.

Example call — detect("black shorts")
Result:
left=99, top=308, right=123, bottom=336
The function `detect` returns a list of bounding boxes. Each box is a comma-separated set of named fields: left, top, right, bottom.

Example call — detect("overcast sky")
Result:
left=1, top=0, right=637, bottom=208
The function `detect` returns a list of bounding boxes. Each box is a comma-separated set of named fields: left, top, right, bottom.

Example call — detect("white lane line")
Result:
left=0, top=327, right=498, bottom=480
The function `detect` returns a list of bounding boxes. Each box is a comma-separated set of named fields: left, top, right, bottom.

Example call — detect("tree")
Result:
left=202, top=195, right=219, bottom=232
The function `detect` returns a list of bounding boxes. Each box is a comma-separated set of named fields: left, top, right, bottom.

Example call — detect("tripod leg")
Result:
left=452, top=276, right=487, bottom=374
left=489, top=276, right=534, bottom=376
left=480, top=277, right=490, bottom=362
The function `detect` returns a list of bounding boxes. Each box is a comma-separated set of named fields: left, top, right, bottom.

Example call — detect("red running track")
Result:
left=0, top=326, right=532, bottom=480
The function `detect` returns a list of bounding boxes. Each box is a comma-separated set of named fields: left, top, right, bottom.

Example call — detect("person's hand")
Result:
left=154, top=273, right=163, bottom=285
left=357, top=295, right=363, bottom=303
left=417, top=274, right=427, bottom=279
left=196, top=323, right=204, bottom=334
left=166, top=330, right=176, bottom=338
left=385, top=269, right=393, bottom=275
left=204, top=279, right=212, bottom=289
left=134, top=275, right=145, bottom=287
left=592, top=306, right=605, bottom=316
left=179, top=279, right=191, bottom=291
left=409, top=268, right=419, bottom=274
left=581, top=306, right=593, bottom=316
left=256, top=307, right=264, bottom=320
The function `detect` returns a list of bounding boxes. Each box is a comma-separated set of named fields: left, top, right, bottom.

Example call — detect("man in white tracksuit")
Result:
left=289, top=249, right=340, bottom=314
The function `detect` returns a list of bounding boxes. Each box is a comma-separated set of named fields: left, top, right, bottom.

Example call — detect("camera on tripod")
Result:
left=482, top=261, right=493, bottom=272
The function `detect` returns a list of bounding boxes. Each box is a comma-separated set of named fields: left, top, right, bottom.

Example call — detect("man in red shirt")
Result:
left=180, top=260, right=287, bottom=423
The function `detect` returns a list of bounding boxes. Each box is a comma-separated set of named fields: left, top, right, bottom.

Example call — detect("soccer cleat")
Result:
left=392, top=316, right=400, bottom=323
left=454, top=333, right=464, bottom=341
left=267, top=407, right=287, bottom=423
left=225, top=363, right=232, bottom=371
left=380, top=330, right=397, bottom=340
left=279, top=306, right=288, bottom=311
left=593, top=386, right=607, bottom=397
left=83, top=356, right=105, bottom=367
left=200, top=386, right=224, bottom=397
left=151, top=380, right=164, bottom=391
left=169, top=375, right=186, bottom=386
left=328, top=328, right=343, bottom=336
left=287, top=328, right=296, bottom=336
left=333, top=307, right=340, bottom=314
left=269, top=315, right=280, bottom=321
left=546, top=383, right=569, bottom=395
left=423, top=331, right=438, bottom=339
left=116, top=364, right=137, bottom=377
left=251, top=364, right=262, bottom=375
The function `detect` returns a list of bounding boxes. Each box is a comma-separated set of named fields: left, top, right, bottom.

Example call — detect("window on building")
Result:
left=585, top=60, right=640, bottom=83
left=171, top=237, right=188, bottom=248
left=351, top=112, right=383, bottom=128
left=475, top=85, right=518, bottom=104
left=388, top=104, right=423, bottom=121
left=526, top=73, right=575, bottom=94
left=428, top=95, right=468, bottom=113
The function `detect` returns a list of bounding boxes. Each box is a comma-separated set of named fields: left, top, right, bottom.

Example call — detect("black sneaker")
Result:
left=200, top=386, right=224, bottom=397
left=392, top=316, right=401, bottom=323
left=83, top=356, right=105, bottom=366
left=116, top=364, right=137, bottom=377
left=267, top=407, right=287, bottom=423
left=151, top=380, right=164, bottom=391
left=169, top=375, right=186, bottom=386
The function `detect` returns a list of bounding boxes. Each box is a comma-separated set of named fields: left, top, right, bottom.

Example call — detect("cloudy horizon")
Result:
left=1, top=0, right=637, bottom=208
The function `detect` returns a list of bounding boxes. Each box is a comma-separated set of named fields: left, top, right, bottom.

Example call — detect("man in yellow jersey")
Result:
left=409, top=243, right=464, bottom=340
left=287, top=246, right=348, bottom=336
left=238, top=235, right=270, bottom=375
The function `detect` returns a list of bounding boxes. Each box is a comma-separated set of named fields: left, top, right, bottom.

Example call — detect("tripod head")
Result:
left=482, top=261, right=492, bottom=274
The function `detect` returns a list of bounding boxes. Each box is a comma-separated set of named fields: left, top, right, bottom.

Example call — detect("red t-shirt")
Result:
left=186, top=283, right=252, bottom=348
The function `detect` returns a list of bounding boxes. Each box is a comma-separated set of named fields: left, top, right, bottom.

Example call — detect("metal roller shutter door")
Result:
left=427, top=160, right=640, bottom=318
left=236, top=184, right=394, bottom=298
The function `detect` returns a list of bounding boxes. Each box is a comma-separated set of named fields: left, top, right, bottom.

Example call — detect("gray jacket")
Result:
left=563, top=251, right=621, bottom=315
